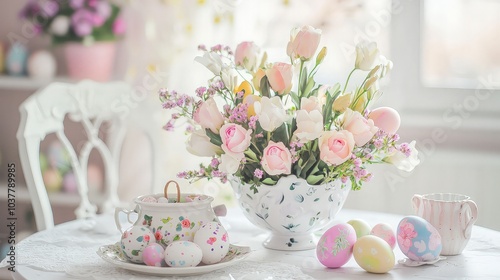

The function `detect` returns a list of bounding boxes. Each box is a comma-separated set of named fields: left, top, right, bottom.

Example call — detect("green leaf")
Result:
left=161, top=218, right=171, bottom=224
left=260, top=76, right=271, bottom=97
left=300, top=66, right=308, bottom=97
left=244, top=149, right=258, bottom=161
left=307, top=174, right=324, bottom=185
left=131, top=250, right=140, bottom=256
left=304, top=77, right=316, bottom=98
left=173, top=235, right=180, bottom=241
left=262, top=178, right=276, bottom=185
left=205, top=128, right=223, bottom=146
left=271, top=123, right=290, bottom=147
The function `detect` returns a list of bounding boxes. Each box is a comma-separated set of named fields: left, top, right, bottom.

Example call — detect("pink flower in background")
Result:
left=91, top=14, right=105, bottom=27
left=265, top=62, right=293, bottom=95
left=398, top=220, right=417, bottom=253
left=220, top=124, right=252, bottom=159
left=343, top=108, right=379, bottom=147
left=96, top=1, right=112, bottom=19
left=71, top=8, right=94, bottom=37
left=235, top=41, right=260, bottom=71
left=318, top=130, right=355, bottom=166
left=261, top=141, right=292, bottom=176
left=41, top=0, right=59, bottom=17
left=69, top=0, right=85, bottom=9
left=287, top=25, right=322, bottom=60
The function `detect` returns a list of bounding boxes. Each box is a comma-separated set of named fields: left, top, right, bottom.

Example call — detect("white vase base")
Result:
left=263, top=233, right=317, bottom=251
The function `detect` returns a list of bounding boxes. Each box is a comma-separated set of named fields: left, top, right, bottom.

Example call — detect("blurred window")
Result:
left=422, top=0, right=500, bottom=89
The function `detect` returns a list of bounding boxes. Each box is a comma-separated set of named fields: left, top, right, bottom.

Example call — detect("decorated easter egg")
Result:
left=193, top=222, right=230, bottom=264
left=370, top=223, right=396, bottom=249
left=120, top=226, right=154, bottom=263
left=143, top=243, right=166, bottom=267
left=397, top=216, right=442, bottom=262
left=164, top=241, right=202, bottom=267
left=28, top=50, right=56, bottom=79
left=316, top=223, right=357, bottom=268
left=353, top=235, right=395, bottom=273
left=347, top=219, right=371, bottom=238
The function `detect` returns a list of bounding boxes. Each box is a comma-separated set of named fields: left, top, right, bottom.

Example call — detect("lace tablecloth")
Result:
left=2, top=209, right=500, bottom=279
left=0, top=213, right=314, bottom=280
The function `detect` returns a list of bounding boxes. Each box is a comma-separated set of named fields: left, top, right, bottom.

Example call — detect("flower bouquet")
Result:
left=159, top=25, right=420, bottom=250
left=159, top=25, right=419, bottom=191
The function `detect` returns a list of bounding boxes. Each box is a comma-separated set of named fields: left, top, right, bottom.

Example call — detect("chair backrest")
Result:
left=17, top=80, right=159, bottom=231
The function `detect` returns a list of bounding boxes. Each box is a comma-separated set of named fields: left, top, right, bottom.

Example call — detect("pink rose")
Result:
left=220, top=123, right=252, bottom=159
left=286, top=25, right=322, bottom=60
left=261, top=141, right=292, bottom=176
left=343, top=108, right=379, bottom=146
left=181, top=219, right=191, bottom=228
left=194, top=97, right=224, bottom=133
left=265, top=62, right=293, bottom=95
left=368, top=107, right=401, bottom=135
left=318, top=130, right=355, bottom=166
left=235, top=41, right=261, bottom=71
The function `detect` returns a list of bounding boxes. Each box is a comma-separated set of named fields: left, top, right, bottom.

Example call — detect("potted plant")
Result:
left=20, top=0, right=126, bottom=81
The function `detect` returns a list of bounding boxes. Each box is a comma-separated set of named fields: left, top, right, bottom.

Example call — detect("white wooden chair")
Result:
left=17, top=80, right=162, bottom=231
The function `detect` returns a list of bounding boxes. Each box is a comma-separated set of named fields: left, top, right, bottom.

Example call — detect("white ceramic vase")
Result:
left=230, top=175, right=350, bottom=251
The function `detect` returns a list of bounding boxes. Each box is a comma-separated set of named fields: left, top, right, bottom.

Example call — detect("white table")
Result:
left=2, top=208, right=500, bottom=279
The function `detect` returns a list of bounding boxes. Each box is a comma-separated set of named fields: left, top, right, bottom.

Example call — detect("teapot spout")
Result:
left=213, top=204, right=227, bottom=217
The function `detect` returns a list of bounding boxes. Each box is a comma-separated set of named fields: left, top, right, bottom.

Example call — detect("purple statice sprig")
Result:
left=177, top=161, right=227, bottom=184
left=159, top=88, right=196, bottom=132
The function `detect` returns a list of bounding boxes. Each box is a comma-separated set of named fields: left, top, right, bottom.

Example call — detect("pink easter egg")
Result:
left=368, top=107, right=401, bottom=135
left=316, top=223, right=357, bottom=268
left=143, top=243, right=166, bottom=267
left=370, top=223, right=396, bottom=249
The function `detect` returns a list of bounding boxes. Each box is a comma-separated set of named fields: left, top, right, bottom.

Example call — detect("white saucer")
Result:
left=97, top=243, right=251, bottom=276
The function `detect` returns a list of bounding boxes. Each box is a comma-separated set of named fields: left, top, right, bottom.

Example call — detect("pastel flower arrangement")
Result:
left=20, top=0, right=126, bottom=45
left=159, top=25, right=420, bottom=191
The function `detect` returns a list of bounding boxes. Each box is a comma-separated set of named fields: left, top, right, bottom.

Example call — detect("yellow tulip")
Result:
left=252, top=68, right=266, bottom=91
left=332, top=93, right=352, bottom=113
left=243, top=94, right=261, bottom=118
left=234, top=81, right=253, bottom=99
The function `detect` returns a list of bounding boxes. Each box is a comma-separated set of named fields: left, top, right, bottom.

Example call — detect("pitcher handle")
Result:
left=461, top=200, right=478, bottom=239
left=411, top=194, right=424, bottom=217
left=114, top=207, right=138, bottom=234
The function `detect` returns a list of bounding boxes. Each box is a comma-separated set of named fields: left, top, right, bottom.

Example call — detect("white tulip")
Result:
left=186, top=129, right=222, bottom=157
left=355, top=41, right=381, bottom=71
left=385, top=141, right=420, bottom=172
left=218, top=153, right=241, bottom=175
left=293, top=110, right=323, bottom=142
left=194, top=51, right=223, bottom=75
left=50, top=16, right=70, bottom=36
left=254, top=96, right=288, bottom=132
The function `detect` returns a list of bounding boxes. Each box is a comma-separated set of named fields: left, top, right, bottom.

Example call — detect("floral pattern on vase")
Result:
left=230, top=175, right=350, bottom=250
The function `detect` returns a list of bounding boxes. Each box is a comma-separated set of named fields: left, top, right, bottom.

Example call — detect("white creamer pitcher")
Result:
left=412, top=193, right=478, bottom=255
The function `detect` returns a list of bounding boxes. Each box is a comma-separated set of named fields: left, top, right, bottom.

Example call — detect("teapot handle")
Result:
left=114, top=207, right=138, bottom=234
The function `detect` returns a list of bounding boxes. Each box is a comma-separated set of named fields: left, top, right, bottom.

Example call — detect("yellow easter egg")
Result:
left=347, top=219, right=371, bottom=238
left=353, top=235, right=395, bottom=273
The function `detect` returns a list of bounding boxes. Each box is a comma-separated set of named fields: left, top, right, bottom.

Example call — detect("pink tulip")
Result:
left=261, top=141, right=292, bottom=176
left=193, top=97, right=224, bottom=133
left=220, top=123, right=252, bottom=159
left=286, top=25, right=322, bottom=60
left=368, top=107, right=401, bottom=135
left=343, top=109, right=379, bottom=147
left=235, top=41, right=260, bottom=71
left=318, top=130, right=355, bottom=166
left=265, top=62, right=293, bottom=95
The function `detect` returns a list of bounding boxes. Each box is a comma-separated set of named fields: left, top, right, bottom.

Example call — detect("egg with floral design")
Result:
left=397, top=216, right=442, bottom=261
left=193, top=222, right=230, bottom=264
left=142, top=243, right=165, bottom=267
left=370, top=223, right=396, bottom=249
left=316, top=223, right=357, bottom=268
left=120, top=226, right=154, bottom=263
left=164, top=241, right=202, bottom=267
